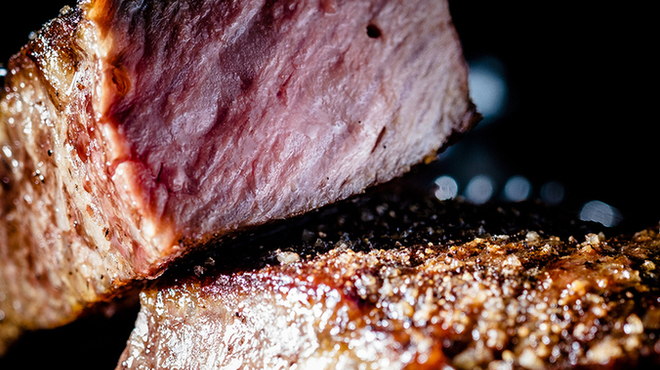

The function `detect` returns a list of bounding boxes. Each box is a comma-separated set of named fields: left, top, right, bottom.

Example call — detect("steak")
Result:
left=116, top=187, right=660, bottom=369
left=0, top=0, right=476, bottom=350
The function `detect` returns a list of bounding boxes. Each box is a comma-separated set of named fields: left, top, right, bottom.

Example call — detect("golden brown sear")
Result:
left=119, top=224, right=660, bottom=369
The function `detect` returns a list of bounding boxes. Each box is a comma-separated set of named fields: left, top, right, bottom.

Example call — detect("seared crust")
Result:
left=119, top=232, right=660, bottom=369
left=117, top=186, right=660, bottom=369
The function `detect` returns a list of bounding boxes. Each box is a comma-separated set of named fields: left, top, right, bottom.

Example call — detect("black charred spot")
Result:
left=366, top=24, right=382, bottom=39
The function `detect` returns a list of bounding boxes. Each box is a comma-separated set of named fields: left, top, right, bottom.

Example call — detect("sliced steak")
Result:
left=0, top=0, right=476, bottom=350
left=118, top=212, right=660, bottom=369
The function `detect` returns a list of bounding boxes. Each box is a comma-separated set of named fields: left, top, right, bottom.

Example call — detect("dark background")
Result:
left=0, top=1, right=657, bottom=368
left=442, top=2, right=656, bottom=232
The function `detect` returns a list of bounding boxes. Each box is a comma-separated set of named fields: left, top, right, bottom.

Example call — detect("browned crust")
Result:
left=118, top=227, right=660, bottom=369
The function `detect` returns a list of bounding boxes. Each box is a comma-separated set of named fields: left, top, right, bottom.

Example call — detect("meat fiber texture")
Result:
left=118, top=223, right=660, bottom=370
left=0, top=0, right=476, bottom=352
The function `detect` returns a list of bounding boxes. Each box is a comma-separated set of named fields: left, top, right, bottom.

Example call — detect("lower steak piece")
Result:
left=0, top=0, right=476, bottom=350
left=117, top=207, right=660, bottom=369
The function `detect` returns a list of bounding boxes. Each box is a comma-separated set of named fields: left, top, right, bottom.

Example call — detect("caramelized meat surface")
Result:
left=0, top=0, right=475, bottom=350
left=118, top=188, right=660, bottom=369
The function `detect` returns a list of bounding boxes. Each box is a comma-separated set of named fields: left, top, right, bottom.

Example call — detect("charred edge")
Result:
left=24, top=6, right=83, bottom=56
left=23, top=6, right=83, bottom=107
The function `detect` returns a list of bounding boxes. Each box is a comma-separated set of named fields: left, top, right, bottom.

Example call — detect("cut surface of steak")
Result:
left=118, top=224, right=660, bottom=370
left=0, top=0, right=475, bottom=350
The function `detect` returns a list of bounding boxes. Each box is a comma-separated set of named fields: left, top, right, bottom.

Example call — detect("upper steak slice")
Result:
left=0, top=0, right=476, bottom=351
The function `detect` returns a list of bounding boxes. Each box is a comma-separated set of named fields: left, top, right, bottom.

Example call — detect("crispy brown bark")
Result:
left=119, top=225, right=660, bottom=370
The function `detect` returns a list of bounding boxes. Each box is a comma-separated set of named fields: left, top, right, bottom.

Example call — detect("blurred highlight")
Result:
left=434, top=175, right=459, bottom=200
left=540, top=181, right=565, bottom=205
left=503, top=175, right=531, bottom=202
left=579, top=200, right=622, bottom=227
left=465, top=175, right=494, bottom=204
left=468, top=56, right=508, bottom=124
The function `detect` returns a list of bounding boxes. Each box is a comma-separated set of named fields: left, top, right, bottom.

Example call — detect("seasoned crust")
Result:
left=120, top=231, right=660, bottom=369
left=117, top=184, right=660, bottom=369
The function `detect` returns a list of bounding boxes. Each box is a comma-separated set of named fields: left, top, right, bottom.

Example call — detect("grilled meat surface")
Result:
left=0, top=0, right=475, bottom=350
left=117, top=184, right=660, bottom=369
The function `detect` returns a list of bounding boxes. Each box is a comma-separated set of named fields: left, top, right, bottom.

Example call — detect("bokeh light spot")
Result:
left=465, top=175, right=494, bottom=204
left=504, top=175, right=531, bottom=202
left=579, top=200, right=622, bottom=227
left=434, top=175, right=459, bottom=200
left=540, top=181, right=565, bottom=205
left=468, top=56, right=508, bottom=123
